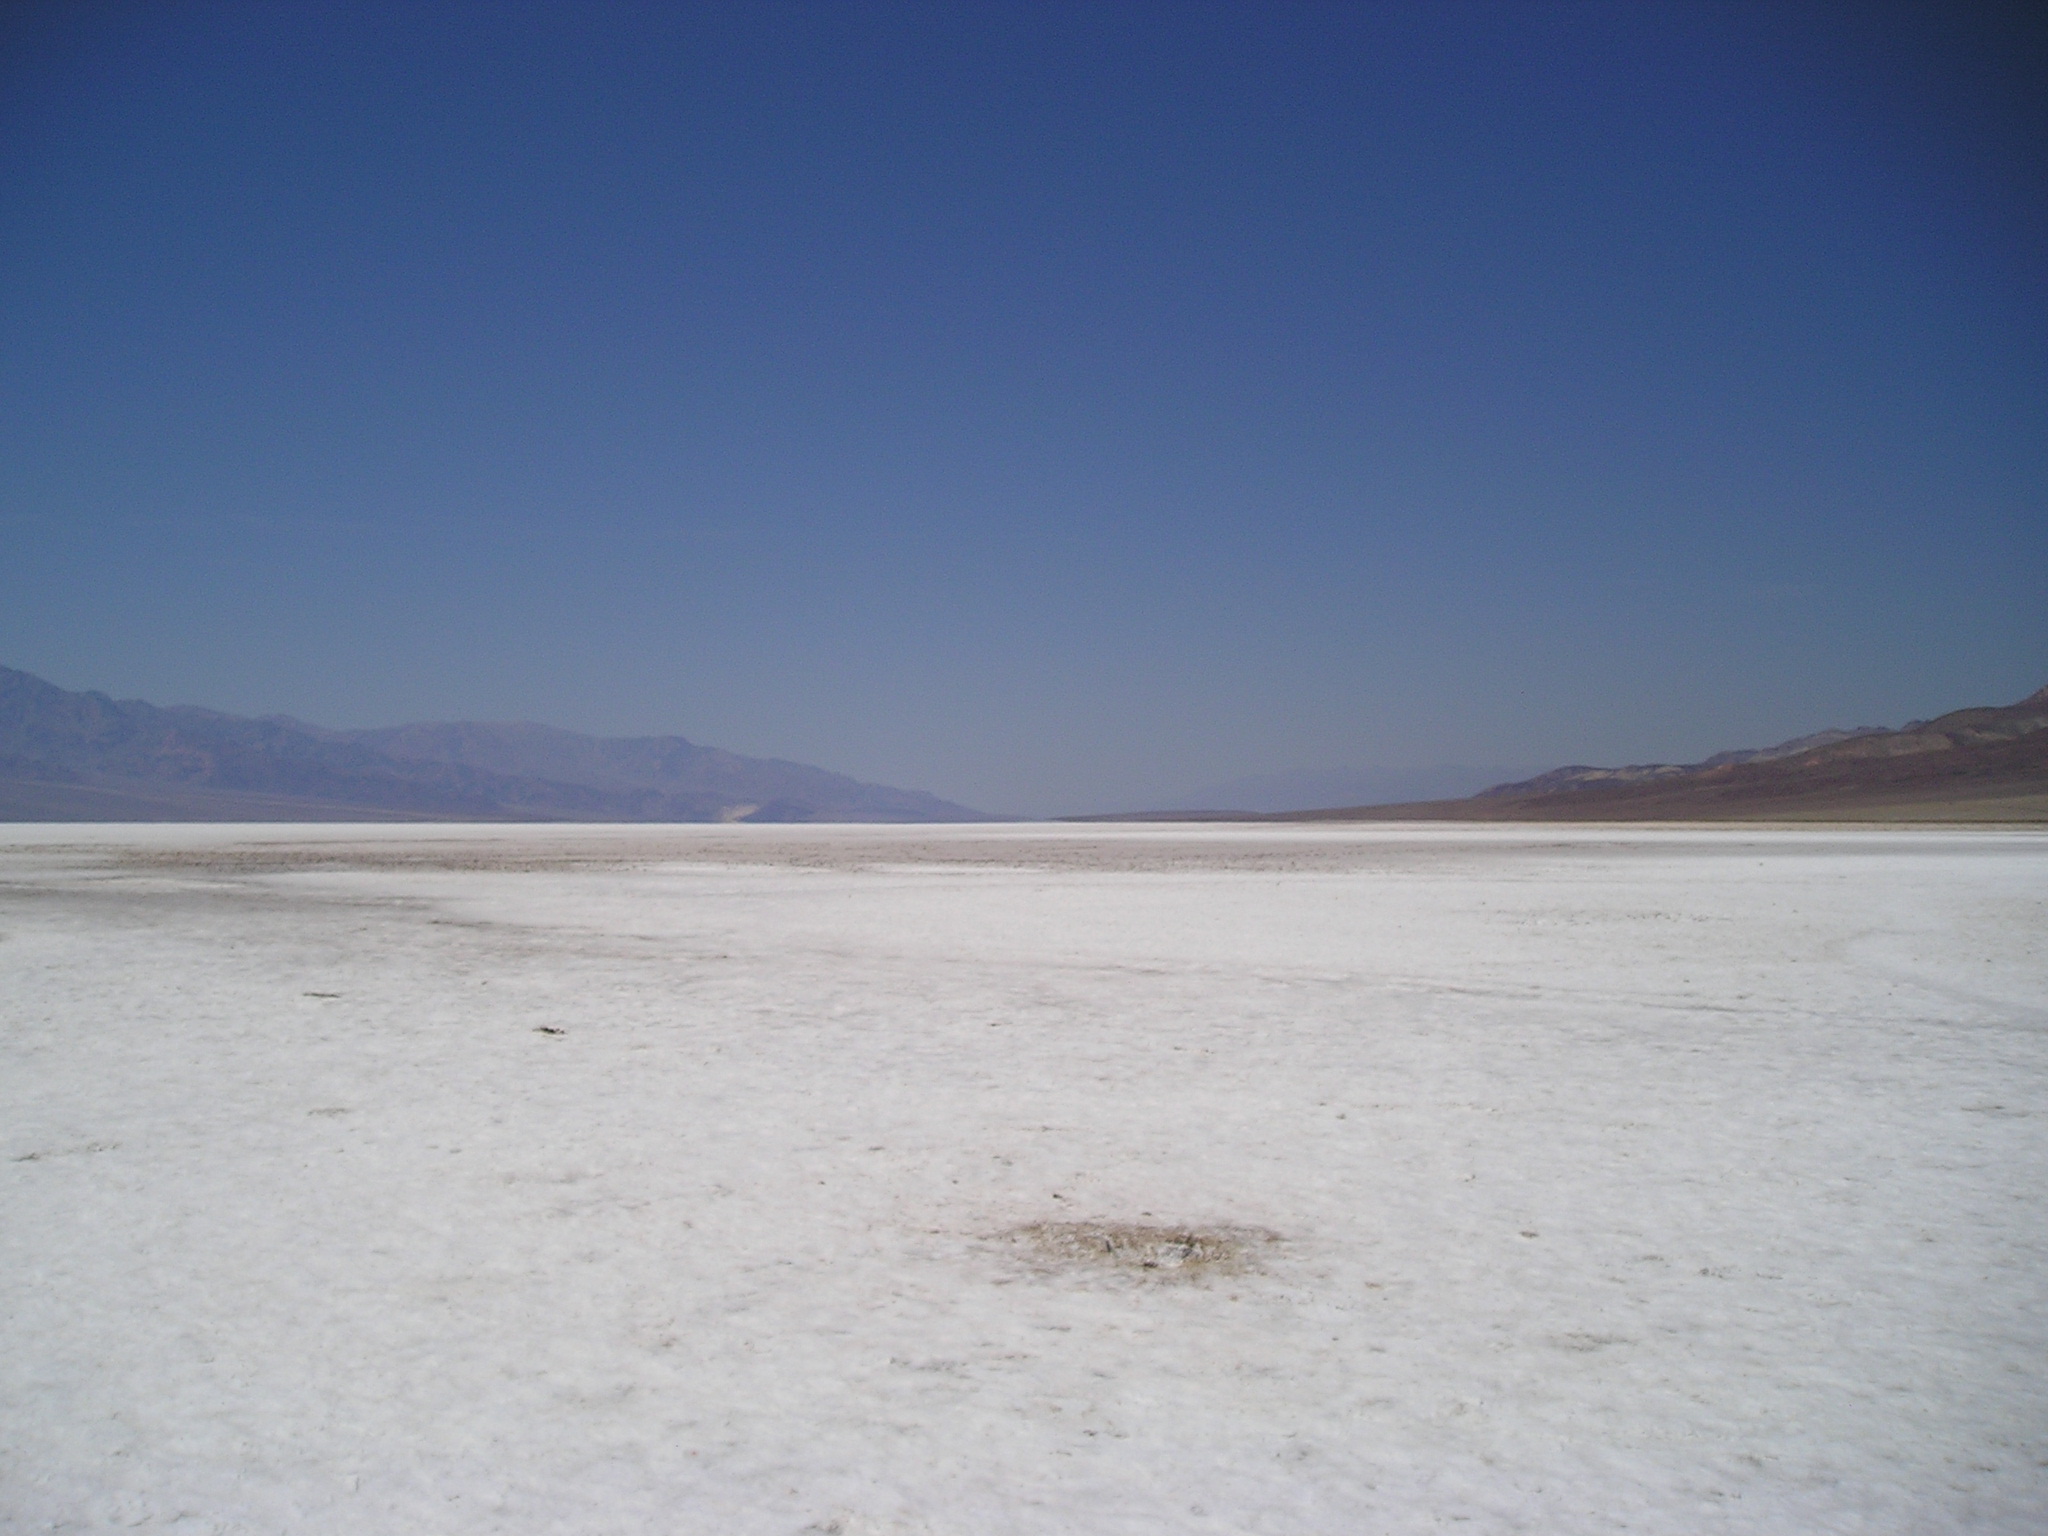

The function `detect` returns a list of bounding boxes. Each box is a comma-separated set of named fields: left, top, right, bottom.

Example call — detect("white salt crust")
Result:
left=2, top=822, right=2043, bottom=1533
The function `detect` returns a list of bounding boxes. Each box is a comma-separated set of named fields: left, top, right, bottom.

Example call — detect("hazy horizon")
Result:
left=4, top=2, right=2042, bottom=815
left=18, top=655, right=2022, bottom=819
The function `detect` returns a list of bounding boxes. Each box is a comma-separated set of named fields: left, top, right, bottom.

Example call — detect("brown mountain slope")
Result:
left=1277, top=686, right=2048, bottom=823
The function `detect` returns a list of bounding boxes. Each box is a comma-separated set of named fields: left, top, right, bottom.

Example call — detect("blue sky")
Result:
left=3, top=1, right=2042, bottom=814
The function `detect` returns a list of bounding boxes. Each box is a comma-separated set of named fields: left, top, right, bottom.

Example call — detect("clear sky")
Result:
left=3, top=1, right=2043, bottom=815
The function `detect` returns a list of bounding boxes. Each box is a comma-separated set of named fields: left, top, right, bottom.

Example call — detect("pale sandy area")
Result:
left=3, top=823, right=2045, bottom=1533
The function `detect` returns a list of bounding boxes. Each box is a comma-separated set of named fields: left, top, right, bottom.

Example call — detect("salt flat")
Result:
left=3, top=823, right=2044, bottom=1534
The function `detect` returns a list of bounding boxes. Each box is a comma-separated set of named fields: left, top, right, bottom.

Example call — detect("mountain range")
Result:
left=1280, top=685, right=2048, bottom=823
left=7, top=666, right=2045, bottom=825
left=1070, top=684, right=2048, bottom=824
left=1159, top=764, right=1540, bottom=815
left=0, top=667, right=989, bottom=823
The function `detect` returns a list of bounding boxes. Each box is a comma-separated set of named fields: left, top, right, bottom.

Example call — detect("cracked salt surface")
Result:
left=2, top=821, right=2044, bottom=1533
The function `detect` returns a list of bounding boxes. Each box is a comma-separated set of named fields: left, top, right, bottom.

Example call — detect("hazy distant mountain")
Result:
left=1475, top=723, right=1901, bottom=798
left=327, top=719, right=981, bottom=823
left=1695, top=725, right=1893, bottom=768
left=0, top=666, right=989, bottom=823
left=1071, top=685, right=2048, bottom=825
left=1161, top=764, right=1538, bottom=814
left=1280, top=686, right=2048, bottom=823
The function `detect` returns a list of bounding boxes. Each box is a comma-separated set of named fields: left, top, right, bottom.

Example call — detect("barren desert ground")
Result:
left=3, top=823, right=2045, bottom=1534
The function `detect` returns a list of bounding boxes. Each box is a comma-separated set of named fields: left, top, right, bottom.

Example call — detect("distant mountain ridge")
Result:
left=1475, top=726, right=1903, bottom=798
left=1160, top=763, right=1539, bottom=815
left=1696, top=724, right=1895, bottom=769
left=1071, top=684, right=2048, bottom=824
left=1466, top=689, right=2046, bottom=808
left=0, top=667, right=989, bottom=823
left=1280, top=685, right=2048, bottom=823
